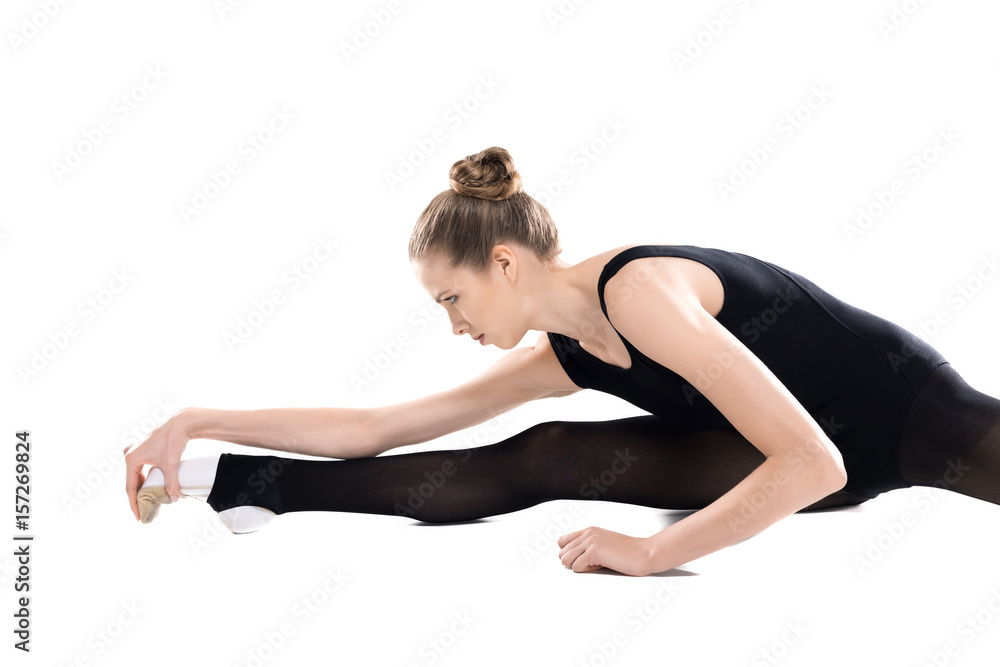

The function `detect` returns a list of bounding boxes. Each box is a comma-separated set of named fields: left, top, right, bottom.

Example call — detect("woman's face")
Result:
left=412, top=248, right=524, bottom=349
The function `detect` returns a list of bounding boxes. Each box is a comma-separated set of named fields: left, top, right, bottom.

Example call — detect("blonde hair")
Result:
left=408, top=146, right=561, bottom=273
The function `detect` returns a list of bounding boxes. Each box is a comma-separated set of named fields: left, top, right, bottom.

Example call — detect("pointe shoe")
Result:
left=136, top=485, right=212, bottom=524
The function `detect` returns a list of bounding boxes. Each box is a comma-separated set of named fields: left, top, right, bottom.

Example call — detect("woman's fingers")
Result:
left=559, top=539, right=600, bottom=572
left=123, top=415, right=190, bottom=520
left=557, top=526, right=649, bottom=575
left=558, top=532, right=589, bottom=569
left=559, top=542, right=585, bottom=570
left=161, top=463, right=182, bottom=503
left=124, top=454, right=145, bottom=521
left=556, top=529, right=584, bottom=548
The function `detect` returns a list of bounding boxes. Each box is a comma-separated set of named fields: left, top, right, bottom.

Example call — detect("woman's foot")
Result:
left=138, top=455, right=275, bottom=533
left=137, top=456, right=218, bottom=523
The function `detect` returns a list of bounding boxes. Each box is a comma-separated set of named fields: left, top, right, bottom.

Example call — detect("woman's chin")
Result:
left=490, top=333, right=523, bottom=350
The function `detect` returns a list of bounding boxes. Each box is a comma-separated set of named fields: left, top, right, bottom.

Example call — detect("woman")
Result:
left=125, top=146, right=1000, bottom=577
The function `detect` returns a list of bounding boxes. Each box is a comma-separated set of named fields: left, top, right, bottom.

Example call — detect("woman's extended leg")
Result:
left=204, top=415, right=870, bottom=525
left=898, top=362, right=1000, bottom=504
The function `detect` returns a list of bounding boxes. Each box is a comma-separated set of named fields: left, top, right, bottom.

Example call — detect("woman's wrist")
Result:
left=639, top=535, right=660, bottom=576
left=172, top=406, right=205, bottom=440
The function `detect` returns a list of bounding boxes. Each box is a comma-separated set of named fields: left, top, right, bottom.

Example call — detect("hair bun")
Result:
left=449, top=146, right=522, bottom=201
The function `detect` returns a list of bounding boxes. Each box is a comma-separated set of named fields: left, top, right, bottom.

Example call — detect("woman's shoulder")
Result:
left=585, top=242, right=650, bottom=266
left=599, top=244, right=726, bottom=319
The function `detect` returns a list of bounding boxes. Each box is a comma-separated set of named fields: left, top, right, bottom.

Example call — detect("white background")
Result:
left=2, top=0, right=1000, bottom=665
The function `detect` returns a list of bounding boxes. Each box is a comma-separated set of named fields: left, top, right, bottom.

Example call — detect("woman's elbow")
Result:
left=815, top=451, right=849, bottom=495
left=796, top=434, right=849, bottom=494
left=781, top=448, right=848, bottom=497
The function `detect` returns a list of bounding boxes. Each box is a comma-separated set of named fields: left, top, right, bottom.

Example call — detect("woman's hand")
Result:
left=123, top=408, right=196, bottom=520
left=557, top=526, right=654, bottom=576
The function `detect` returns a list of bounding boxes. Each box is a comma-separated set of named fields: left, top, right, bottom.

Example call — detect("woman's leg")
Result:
left=204, top=416, right=870, bottom=524
left=898, top=362, right=1000, bottom=504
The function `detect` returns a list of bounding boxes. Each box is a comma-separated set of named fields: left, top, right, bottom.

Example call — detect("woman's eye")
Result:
left=446, top=295, right=458, bottom=305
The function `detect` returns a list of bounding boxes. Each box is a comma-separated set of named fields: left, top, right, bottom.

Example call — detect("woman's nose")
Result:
left=448, top=313, right=467, bottom=336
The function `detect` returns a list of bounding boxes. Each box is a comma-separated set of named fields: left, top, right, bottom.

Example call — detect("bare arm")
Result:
left=558, top=260, right=847, bottom=575
left=365, top=333, right=581, bottom=453
left=177, top=406, right=373, bottom=458
left=171, top=339, right=572, bottom=458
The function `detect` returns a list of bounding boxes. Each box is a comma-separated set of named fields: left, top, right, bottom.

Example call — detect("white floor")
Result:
left=3, top=1, right=1000, bottom=665
left=34, top=478, right=1000, bottom=667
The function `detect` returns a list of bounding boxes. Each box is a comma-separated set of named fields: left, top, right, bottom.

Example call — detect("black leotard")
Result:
left=546, top=245, right=949, bottom=498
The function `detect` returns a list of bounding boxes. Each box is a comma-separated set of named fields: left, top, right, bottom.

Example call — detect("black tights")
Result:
left=206, top=363, right=1000, bottom=522
left=897, top=363, right=1000, bottom=502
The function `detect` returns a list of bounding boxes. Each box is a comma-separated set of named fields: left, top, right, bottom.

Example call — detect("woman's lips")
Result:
left=477, top=334, right=485, bottom=345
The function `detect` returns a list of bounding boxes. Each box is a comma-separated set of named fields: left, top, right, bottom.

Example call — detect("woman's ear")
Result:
left=491, top=244, right=517, bottom=279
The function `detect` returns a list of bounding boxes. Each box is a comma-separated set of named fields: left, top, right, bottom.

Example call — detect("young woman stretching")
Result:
left=124, top=146, right=1000, bottom=577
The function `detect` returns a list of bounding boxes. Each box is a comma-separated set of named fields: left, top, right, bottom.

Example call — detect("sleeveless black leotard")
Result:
left=546, top=245, right=949, bottom=498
